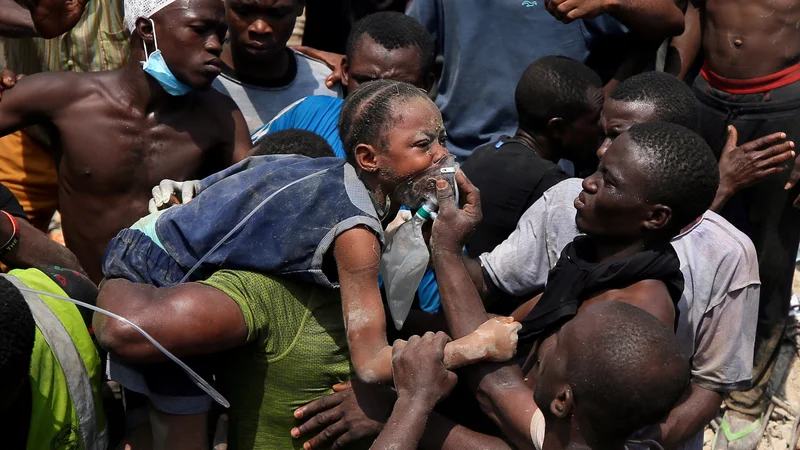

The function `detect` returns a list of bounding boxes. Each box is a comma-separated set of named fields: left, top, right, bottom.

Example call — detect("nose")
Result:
left=250, top=19, right=272, bottom=35
left=431, top=143, right=449, bottom=162
left=206, top=34, right=223, bottom=56
left=596, top=138, right=612, bottom=159
left=581, top=172, right=598, bottom=194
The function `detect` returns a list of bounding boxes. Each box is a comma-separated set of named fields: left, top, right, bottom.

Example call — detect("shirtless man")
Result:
left=0, top=0, right=251, bottom=282
left=667, top=2, right=800, bottom=447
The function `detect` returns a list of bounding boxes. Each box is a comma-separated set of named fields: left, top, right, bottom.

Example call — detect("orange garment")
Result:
left=0, top=131, right=59, bottom=232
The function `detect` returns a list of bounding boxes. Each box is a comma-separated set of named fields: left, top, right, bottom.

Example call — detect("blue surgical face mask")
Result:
left=141, top=19, right=192, bottom=96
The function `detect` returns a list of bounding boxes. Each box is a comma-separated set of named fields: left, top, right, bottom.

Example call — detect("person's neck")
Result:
left=120, top=51, right=180, bottom=112
left=514, top=128, right=560, bottom=164
left=221, top=41, right=291, bottom=86
left=357, top=171, right=394, bottom=220
left=591, top=238, right=650, bottom=265
left=543, top=419, right=627, bottom=450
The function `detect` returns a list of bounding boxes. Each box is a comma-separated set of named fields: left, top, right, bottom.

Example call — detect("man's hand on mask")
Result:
left=148, top=179, right=202, bottom=213
left=431, top=171, right=482, bottom=254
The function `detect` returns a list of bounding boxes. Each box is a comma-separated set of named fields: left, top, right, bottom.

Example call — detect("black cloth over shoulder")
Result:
left=518, top=236, right=684, bottom=343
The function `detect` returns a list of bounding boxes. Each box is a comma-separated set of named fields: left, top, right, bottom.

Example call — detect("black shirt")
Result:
left=461, top=137, right=568, bottom=258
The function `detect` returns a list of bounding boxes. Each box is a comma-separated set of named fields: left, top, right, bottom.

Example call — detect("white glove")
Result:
left=147, top=179, right=202, bottom=214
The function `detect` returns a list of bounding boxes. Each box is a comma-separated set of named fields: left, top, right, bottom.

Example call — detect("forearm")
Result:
left=656, top=384, right=722, bottom=449
left=371, top=397, right=433, bottom=450
left=664, top=2, right=701, bottom=79
left=433, top=248, right=536, bottom=448
left=0, top=0, right=37, bottom=37
left=2, top=216, right=84, bottom=272
left=709, top=184, right=734, bottom=213
left=605, top=0, right=685, bottom=40
left=464, top=254, right=493, bottom=301
left=434, top=249, right=490, bottom=338
left=420, top=410, right=513, bottom=450
left=605, top=41, right=661, bottom=96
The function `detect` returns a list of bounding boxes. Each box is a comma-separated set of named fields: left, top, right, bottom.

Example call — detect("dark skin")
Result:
left=0, top=0, right=252, bottom=282
left=0, top=0, right=88, bottom=38
left=543, top=0, right=684, bottom=40
left=598, top=98, right=796, bottom=213
left=370, top=332, right=458, bottom=450
left=515, top=87, right=604, bottom=170
left=221, top=0, right=305, bottom=85
left=0, top=210, right=84, bottom=272
left=341, top=34, right=436, bottom=92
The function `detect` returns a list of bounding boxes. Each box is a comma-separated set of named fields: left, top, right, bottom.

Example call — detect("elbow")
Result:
left=95, top=318, right=157, bottom=363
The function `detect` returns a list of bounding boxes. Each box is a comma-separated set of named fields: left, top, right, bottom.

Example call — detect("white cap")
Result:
left=124, top=0, right=177, bottom=32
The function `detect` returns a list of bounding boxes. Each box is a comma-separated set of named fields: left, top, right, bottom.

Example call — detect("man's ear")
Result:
left=547, top=117, right=566, bottom=141
left=136, top=17, right=155, bottom=49
left=550, top=384, right=574, bottom=419
left=341, top=56, right=351, bottom=86
left=643, top=204, right=672, bottom=232
left=354, top=143, right=380, bottom=174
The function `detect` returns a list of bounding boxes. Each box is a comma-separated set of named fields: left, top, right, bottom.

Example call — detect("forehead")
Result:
left=390, top=96, right=443, bottom=131
left=352, top=36, right=423, bottom=72
left=603, top=98, right=656, bottom=124
left=156, top=0, right=225, bottom=21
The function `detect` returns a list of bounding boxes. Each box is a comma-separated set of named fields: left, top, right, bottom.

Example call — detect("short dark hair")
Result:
left=627, top=121, right=720, bottom=231
left=252, top=129, right=336, bottom=159
left=611, top=72, right=698, bottom=132
left=567, top=301, right=690, bottom=440
left=515, top=56, right=603, bottom=132
left=0, top=277, right=34, bottom=400
left=339, top=79, right=431, bottom=166
left=346, top=12, right=435, bottom=76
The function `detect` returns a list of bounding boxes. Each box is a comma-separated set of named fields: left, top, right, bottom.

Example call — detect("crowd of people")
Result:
left=0, top=0, right=798, bottom=449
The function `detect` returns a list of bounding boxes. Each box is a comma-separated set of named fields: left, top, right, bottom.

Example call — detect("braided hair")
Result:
left=338, top=79, right=432, bottom=166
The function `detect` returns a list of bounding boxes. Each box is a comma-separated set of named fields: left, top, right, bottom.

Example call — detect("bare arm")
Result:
left=335, top=227, right=521, bottom=384
left=0, top=71, right=76, bottom=136
left=646, top=384, right=722, bottom=450
left=93, top=278, right=247, bottom=363
left=431, top=174, right=537, bottom=449
left=604, top=41, right=662, bottom=97
left=0, top=213, right=83, bottom=272
left=664, top=0, right=701, bottom=79
left=546, top=0, right=684, bottom=41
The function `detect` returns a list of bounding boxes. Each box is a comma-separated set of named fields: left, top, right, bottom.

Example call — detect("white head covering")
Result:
left=124, top=0, right=177, bottom=32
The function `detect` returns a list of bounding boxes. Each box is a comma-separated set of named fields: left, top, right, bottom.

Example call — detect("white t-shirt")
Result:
left=212, top=49, right=343, bottom=134
left=482, top=178, right=760, bottom=450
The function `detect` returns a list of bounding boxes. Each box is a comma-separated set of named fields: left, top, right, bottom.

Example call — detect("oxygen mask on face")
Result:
left=392, top=155, right=460, bottom=212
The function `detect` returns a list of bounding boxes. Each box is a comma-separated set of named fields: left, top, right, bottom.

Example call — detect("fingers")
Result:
left=151, top=184, right=165, bottom=208
left=332, top=381, right=352, bottom=392
left=455, top=171, right=481, bottom=214
left=180, top=181, right=197, bottom=204
left=722, top=125, right=738, bottom=154
left=148, top=198, right=158, bottom=214
left=301, top=420, right=349, bottom=450
left=787, top=154, right=800, bottom=190
left=756, top=146, right=795, bottom=169
left=740, top=131, right=788, bottom=152
left=292, top=405, right=344, bottom=438
left=435, top=178, right=457, bottom=216
left=293, top=390, right=345, bottom=420
left=431, top=331, right=451, bottom=355
left=1, top=70, right=17, bottom=89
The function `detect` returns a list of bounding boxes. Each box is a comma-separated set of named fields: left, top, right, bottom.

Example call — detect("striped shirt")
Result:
left=4, top=0, right=129, bottom=74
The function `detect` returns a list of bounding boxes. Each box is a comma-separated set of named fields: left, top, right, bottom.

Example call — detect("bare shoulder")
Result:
left=589, top=280, right=675, bottom=328
left=194, top=87, right=241, bottom=116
